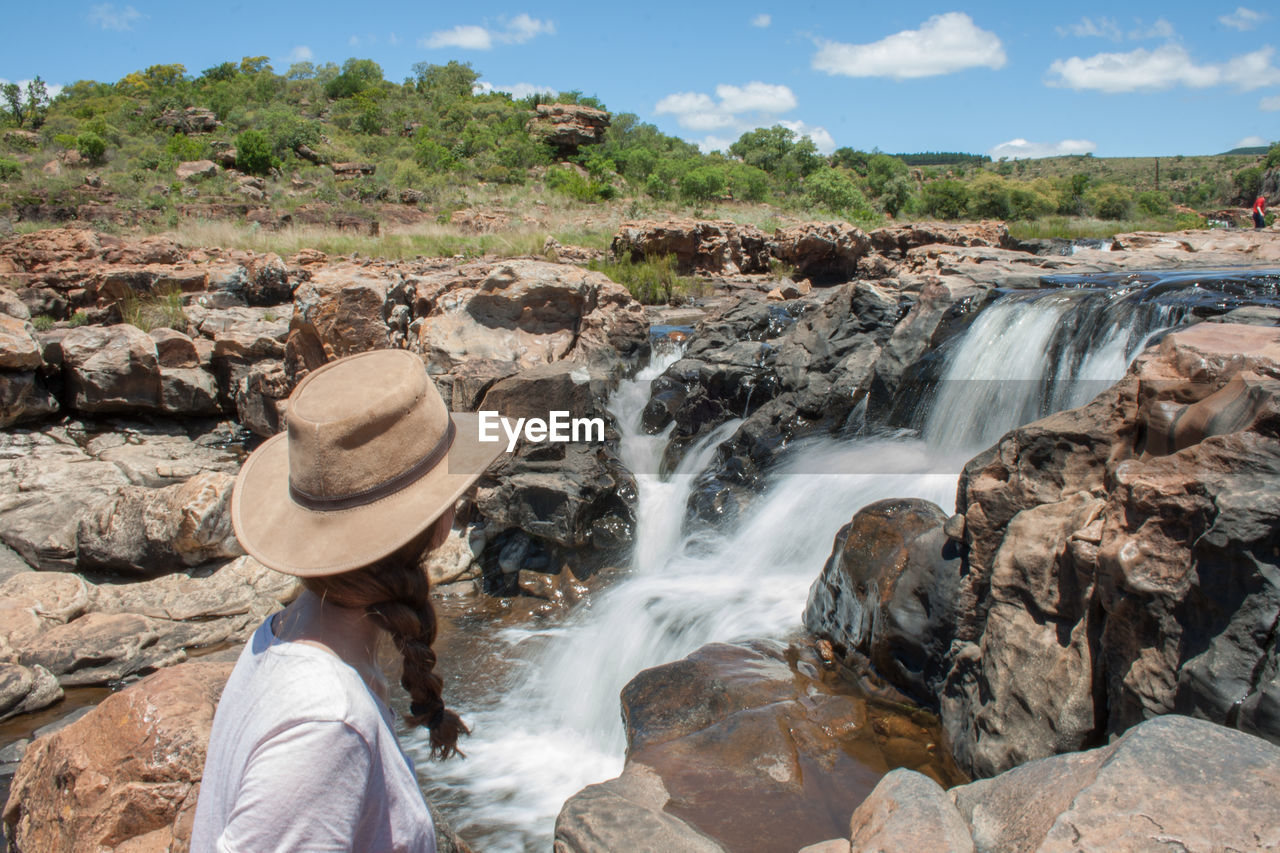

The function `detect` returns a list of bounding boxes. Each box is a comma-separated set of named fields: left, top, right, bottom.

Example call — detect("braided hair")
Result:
left=301, top=511, right=468, bottom=759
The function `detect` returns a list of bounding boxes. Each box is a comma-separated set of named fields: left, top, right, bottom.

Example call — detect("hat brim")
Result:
left=231, top=412, right=502, bottom=577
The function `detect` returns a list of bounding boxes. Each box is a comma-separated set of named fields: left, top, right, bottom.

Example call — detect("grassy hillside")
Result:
left=0, top=55, right=1277, bottom=248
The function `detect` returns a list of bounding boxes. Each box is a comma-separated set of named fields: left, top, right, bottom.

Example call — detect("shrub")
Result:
left=1086, top=184, right=1133, bottom=220
left=588, top=255, right=700, bottom=305
left=414, top=138, right=456, bottom=172
left=165, top=134, right=206, bottom=162
left=235, top=130, right=274, bottom=175
left=117, top=286, right=187, bottom=332
left=69, top=310, right=90, bottom=327
left=679, top=166, right=726, bottom=203
left=804, top=167, right=866, bottom=213
left=920, top=180, right=970, bottom=219
left=1266, top=142, right=1280, bottom=170
left=30, top=314, right=55, bottom=331
left=0, top=157, right=20, bottom=181
left=547, top=166, right=614, bottom=202
left=75, top=131, right=107, bottom=165
left=1233, top=166, right=1263, bottom=203
left=1136, top=190, right=1172, bottom=217
left=967, top=174, right=1013, bottom=219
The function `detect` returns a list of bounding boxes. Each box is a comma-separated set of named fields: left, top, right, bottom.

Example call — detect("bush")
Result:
left=1136, top=190, right=1172, bottom=217
left=679, top=166, right=726, bottom=203
left=920, top=180, right=970, bottom=219
left=117, top=286, right=187, bottom=333
left=547, top=166, right=615, bottom=202
left=0, top=157, right=20, bottom=181
left=165, top=133, right=206, bottom=162
left=1266, top=143, right=1280, bottom=170
left=804, top=167, right=862, bottom=212
left=235, top=130, right=274, bottom=175
left=588, top=254, right=700, bottom=305
left=1233, top=166, right=1263, bottom=203
left=967, top=174, right=1013, bottom=219
left=75, top=131, right=107, bottom=165
left=30, top=315, right=55, bottom=331
left=1086, top=184, right=1133, bottom=220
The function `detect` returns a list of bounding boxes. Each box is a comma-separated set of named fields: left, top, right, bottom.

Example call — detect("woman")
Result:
left=1254, top=195, right=1267, bottom=230
left=191, top=349, right=501, bottom=852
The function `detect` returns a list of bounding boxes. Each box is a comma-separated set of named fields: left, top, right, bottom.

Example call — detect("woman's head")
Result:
left=302, top=506, right=467, bottom=759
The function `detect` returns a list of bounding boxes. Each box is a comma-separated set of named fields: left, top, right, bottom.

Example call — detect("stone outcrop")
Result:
left=176, top=160, right=218, bottom=182
left=805, top=322, right=1280, bottom=778
left=155, top=107, right=221, bottom=134
left=838, top=716, right=1280, bottom=853
left=610, top=220, right=770, bottom=275
left=0, top=556, right=295, bottom=689
left=528, top=103, right=610, bottom=155
left=770, top=222, right=872, bottom=283
left=556, top=640, right=963, bottom=852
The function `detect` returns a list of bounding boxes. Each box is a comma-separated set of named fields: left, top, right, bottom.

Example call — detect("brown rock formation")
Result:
left=528, top=103, right=610, bottom=155
left=610, top=220, right=770, bottom=275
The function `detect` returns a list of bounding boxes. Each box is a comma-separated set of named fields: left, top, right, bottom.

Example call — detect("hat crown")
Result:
left=286, top=350, right=449, bottom=502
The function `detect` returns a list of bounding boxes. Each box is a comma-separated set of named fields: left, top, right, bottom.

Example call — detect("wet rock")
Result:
left=804, top=499, right=963, bottom=704
left=76, top=471, right=242, bottom=575
left=61, top=324, right=162, bottom=413
left=3, top=660, right=233, bottom=852
left=561, top=640, right=964, bottom=853
left=610, top=220, right=770, bottom=275
left=771, top=222, right=872, bottom=283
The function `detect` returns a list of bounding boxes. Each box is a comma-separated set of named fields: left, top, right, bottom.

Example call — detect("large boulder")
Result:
left=60, top=324, right=162, bottom=413
left=556, top=640, right=964, bottom=853
left=0, top=372, right=58, bottom=428
left=0, top=663, right=63, bottom=723
left=0, top=315, right=42, bottom=370
left=176, top=160, right=218, bottom=182
left=4, top=660, right=232, bottom=852
left=75, top=471, right=242, bottom=575
left=846, top=716, right=1280, bottom=853
left=610, top=220, right=770, bottom=275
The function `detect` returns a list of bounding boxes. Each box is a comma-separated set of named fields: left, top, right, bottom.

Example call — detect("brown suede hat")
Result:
left=230, top=349, right=502, bottom=577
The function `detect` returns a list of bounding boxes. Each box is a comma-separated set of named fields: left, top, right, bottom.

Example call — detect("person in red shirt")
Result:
left=1254, top=195, right=1267, bottom=230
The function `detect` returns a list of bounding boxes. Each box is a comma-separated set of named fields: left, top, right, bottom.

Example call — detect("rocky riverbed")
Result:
left=2, top=220, right=1279, bottom=850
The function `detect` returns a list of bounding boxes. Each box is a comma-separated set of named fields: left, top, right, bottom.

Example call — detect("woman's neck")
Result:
left=272, top=589, right=389, bottom=702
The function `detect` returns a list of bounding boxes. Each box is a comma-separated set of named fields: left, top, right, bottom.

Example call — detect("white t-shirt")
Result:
left=191, top=616, right=437, bottom=853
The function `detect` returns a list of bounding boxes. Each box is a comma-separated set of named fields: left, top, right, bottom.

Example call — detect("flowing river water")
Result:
left=408, top=269, right=1280, bottom=850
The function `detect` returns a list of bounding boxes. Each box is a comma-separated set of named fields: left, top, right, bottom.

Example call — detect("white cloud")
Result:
left=751, top=14, right=771, bottom=28
left=1057, top=17, right=1122, bottom=41
left=988, top=137, right=1097, bottom=159
left=388, top=33, right=401, bottom=46
left=1048, top=44, right=1280, bottom=92
left=715, top=82, right=796, bottom=114
left=1235, top=135, right=1269, bottom=148
left=87, top=3, right=143, bottom=31
left=778, top=119, right=836, bottom=154
left=1128, top=18, right=1175, bottom=40
left=0, top=78, right=63, bottom=98
left=1220, top=7, right=1268, bottom=31
left=288, top=46, right=314, bottom=62
left=1262, top=94, right=1280, bottom=110
left=656, top=82, right=796, bottom=130
left=812, top=12, right=1006, bottom=79
left=696, top=135, right=738, bottom=154
left=474, top=81, right=557, bottom=99
left=421, top=14, right=555, bottom=50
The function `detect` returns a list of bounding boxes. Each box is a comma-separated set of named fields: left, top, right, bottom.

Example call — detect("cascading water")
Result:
left=410, top=269, right=1279, bottom=850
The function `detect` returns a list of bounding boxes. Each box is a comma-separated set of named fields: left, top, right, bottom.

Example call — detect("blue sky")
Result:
left=3, top=2, right=1279, bottom=157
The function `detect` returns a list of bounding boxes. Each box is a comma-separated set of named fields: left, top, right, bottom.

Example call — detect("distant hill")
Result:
left=1222, top=146, right=1270, bottom=156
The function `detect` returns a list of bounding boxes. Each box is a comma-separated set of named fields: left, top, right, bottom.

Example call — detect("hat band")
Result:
left=288, top=419, right=457, bottom=512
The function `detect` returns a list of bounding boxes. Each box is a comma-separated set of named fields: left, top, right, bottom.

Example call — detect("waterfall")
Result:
left=923, top=288, right=1179, bottom=451
left=408, top=273, right=1228, bottom=850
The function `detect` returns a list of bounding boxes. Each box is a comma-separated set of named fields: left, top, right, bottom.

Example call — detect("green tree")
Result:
left=200, top=62, right=238, bottom=82
left=412, top=61, right=479, bottom=102
left=235, top=129, right=274, bottom=175
left=1136, top=190, right=1172, bottom=217
left=730, top=125, right=821, bottom=179
left=324, top=58, right=384, bottom=99
left=679, top=166, right=726, bottom=202
left=1233, top=166, right=1263, bottom=202
left=1086, top=184, right=1133, bottom=220
left=920, top=180, right=970, bottom=219
left=23, top=77, right=50, bottom=128
left=831, top=147, right=870, bottom=176
left=1, top=83, right=22, bottom=127
left=804, top=167, right=868, bottom=213
left=75, top=130, right=107, bottom=165
left=967, top=174, right=1013, bottom=219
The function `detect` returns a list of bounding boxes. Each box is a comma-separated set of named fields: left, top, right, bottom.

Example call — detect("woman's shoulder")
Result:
left=223, top=618, right=391, bottom=737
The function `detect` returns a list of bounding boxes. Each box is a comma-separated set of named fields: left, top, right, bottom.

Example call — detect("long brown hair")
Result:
left=301, top=511, right=467, bottom=759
